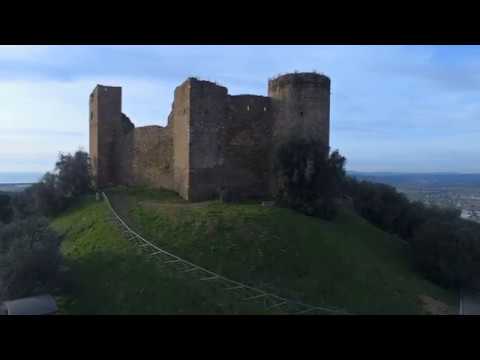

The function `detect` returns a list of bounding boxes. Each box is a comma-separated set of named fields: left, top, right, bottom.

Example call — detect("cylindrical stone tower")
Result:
left=268, top=72, right=330, bottom=148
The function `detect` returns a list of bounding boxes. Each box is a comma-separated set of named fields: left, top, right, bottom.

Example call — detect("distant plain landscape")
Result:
left=349, top=171, right=480, bottom=189
left=0, top=172, right=42, bottom=192
left=349, top=171, right=480, bottom=223
left=2, top=171, right=480, bottom=222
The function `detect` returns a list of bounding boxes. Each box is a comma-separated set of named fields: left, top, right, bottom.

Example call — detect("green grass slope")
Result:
left=105, top=186, right=457, bottom=314
left=51, top=196, right=275, bottom=314
left=52, top=186, right=458, bottom=314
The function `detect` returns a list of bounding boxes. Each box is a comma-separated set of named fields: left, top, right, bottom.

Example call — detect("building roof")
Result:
left=3, top=294, right=57, bottom=315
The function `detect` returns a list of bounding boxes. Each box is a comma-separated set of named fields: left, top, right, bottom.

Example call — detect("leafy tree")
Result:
left=55, top=150, right=93, bottom=199
left=343, top=175, right=480, bottom=288
left=0, top=193, right=13, bottom=224
left=11, top=149, right=93, bottom=218
left=274, top=138, right=346, bottom=220
left=0, top=217, right=64, bottom=301
left=11, top=186, right=37, bottom=219
left=412, top=218, right=480, bottom=288
left=33, top=172, right=66, bottom=215
left=344, top=177, right=461, bottom=240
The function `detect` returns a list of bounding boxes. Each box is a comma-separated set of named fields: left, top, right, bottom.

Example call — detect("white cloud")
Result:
left=1, top=45, right=479, bottom=173
left=0, top=45, right=52, bottom=60
left=0, top=76, right=176, bottom=172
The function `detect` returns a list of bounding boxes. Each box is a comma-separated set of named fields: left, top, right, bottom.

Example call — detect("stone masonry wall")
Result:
left=268, top=73, right=331, bottom=195
left=171, top=80, right=191, bottom=200
left=187, top=82, right=274, bottom=201
left=89, top=85, right=122, bottom=188
left=268, top=73, right=330, bottom=147
left=187, top=79, right=229, bottom=201
left=115, top=124, right=173, bottom=190
left=90, top=72, right=330, bottom=201
left=223, top=95, right=274, bottom=199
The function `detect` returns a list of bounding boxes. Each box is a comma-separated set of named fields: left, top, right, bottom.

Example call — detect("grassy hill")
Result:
left=52, top=196, right=270, bottom=314
left=51, top=186, right=458, bottom=314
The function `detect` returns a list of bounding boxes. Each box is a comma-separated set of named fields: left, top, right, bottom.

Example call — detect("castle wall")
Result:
left=268, top=73, right=331, bottom=195
left=175, top=82, right=275, bottom=201
left=115, top=125, right=173, bottom=190
left=89, top=85, right=122, bottom=188
left=223, top=95, right=274, bottom=199
left=172, top=80, right=191, bottom=199
left=89, top=91, right=98, bottom=179
left=90, top=72, right=331, bottom=201
left=114, top=128, right=133, bottom=185
left=268, top=73, right=330, bottom=147
left=187, top=79, right=229, bottom=201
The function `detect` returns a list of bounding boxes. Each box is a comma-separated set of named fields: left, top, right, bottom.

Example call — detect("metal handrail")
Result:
left=102, top=191, right=350, bottom=315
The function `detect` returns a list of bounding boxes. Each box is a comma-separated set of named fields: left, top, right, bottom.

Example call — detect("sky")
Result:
left=1, top=45, right=480, bottom=174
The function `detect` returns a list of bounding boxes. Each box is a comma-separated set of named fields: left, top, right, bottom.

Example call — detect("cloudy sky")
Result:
left=1, top=45, right=479, bottom=173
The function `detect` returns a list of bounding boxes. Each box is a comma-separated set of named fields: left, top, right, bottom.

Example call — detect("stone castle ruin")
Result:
left=89, top=72, right=330, bottom=201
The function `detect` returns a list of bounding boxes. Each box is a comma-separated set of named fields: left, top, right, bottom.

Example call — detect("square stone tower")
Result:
left=89, top=85, right=122, bottom=188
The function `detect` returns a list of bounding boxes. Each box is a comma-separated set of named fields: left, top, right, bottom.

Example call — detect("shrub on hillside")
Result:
left=344, top=177, right=461, bottom=240
left=274, top=138, right=346, bottom=220
left=343, top=175, right=480, bottom=288
left=11, top=150, right=93, bottom=218
left=33, top=172, right=67, bottom=215
left=344, top=179, right=408, bottom=232
left=11, top=186, right=37, bottom=219
left=0, top=193, right=13, bottom=224
left=55, top=151, right=93, bottom=199
left=0, top=217, right=65, bottom=301
left=412, top=218, right=480, bottom=288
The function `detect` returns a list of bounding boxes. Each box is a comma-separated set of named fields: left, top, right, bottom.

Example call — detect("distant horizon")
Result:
left=0, top=171, right=43, bottom=184
left=346, top=170, right=480, bottom=175
left=3, top=169, right=480, bottom=185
